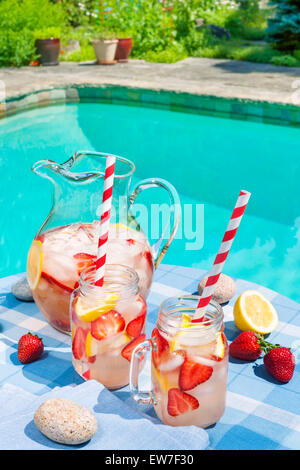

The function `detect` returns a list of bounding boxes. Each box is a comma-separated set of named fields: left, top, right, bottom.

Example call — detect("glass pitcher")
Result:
left=27, top=150, right=181, bottom=334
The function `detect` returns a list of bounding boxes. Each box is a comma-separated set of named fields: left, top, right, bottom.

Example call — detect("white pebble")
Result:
left=34, top=398, right=98, bottom=445
left=198, top=273, right=236, bottom=304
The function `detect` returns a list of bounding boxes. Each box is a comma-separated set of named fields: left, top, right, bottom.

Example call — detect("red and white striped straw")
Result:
left=193, top=190, right=251, bottom=321
left=94, top=156, right=116, bottom=287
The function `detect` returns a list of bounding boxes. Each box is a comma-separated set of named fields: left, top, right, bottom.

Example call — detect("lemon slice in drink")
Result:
left=75, top=293, right=118, bottom=323
left=27, top=240, right=43, bottom=290
left=86, top=332, right=98, bottom=357
left=152, top=366, right=169, bottom=392
left=233, top=290, right=278, bottom=334
left=112, top=223, right=131, bottom=231
left=214, top=332, right=226, bottom=360
left=170, top=313, right=193, bottom=352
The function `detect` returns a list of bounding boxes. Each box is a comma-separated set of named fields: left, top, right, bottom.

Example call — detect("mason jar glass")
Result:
left=71, top=264, right=147, bottom=389
left=130, top=295, right=228, bottom=428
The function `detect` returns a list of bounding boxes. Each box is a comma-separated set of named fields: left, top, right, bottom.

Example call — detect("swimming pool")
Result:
left=1, top=101, right=300, bottom=302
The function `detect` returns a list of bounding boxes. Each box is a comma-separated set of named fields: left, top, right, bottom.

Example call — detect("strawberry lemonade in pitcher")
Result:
left=27, top=222, right=152, bottom=333
left=27, top=151, right=180, bottom=333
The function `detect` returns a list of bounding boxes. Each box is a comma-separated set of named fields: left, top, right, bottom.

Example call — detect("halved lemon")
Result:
left=27, top=240, right=43, bottom=290
left=75, top=293, right=118, bottom=323
left=86, top=331, right=98, bottom=357
left=233, top=290, right=278, bottom=334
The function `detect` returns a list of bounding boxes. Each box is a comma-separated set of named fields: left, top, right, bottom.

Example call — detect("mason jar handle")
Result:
left=129, top=339, right=155, bottom=405
left=129, top=178, right=181, bottom=269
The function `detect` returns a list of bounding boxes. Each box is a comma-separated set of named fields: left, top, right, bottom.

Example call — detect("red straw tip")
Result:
left=240, top=190, right=251, bottom=197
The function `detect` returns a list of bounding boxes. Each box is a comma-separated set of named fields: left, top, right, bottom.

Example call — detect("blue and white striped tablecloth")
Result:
left=0, top=264, right=299, bottom=450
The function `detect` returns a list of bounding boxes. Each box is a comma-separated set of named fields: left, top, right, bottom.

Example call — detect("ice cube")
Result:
left=158, top=353, right=184, bottom=372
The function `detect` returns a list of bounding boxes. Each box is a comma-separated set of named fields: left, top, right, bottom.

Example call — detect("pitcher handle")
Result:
left=129, top=178, right=181, bottom=269
left=129, top=339, right=155, bottom=405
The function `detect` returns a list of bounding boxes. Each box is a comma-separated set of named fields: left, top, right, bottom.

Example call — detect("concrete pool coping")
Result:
left=1, top=58, right=300, bottom=126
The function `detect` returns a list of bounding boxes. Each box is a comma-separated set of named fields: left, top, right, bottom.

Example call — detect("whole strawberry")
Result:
left=264, top=347, right=295, bottom=383
left=229, top=331, right=264, bottom=361
left=18, top=332, right=44, bottom=364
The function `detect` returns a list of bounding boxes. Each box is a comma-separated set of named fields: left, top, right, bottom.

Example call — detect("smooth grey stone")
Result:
left=11, top=277, right=34, bottom=302
left=198, top=273, right=236, bottom=304
left=34, top=398, right=98, bottom=445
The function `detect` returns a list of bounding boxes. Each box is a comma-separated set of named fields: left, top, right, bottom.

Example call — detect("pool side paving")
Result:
left=1, top=58, right=300, bottom=127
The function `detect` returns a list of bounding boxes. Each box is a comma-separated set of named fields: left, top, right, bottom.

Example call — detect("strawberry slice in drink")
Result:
left=41, top=272, right=74, bottom=293
left=82, top=369, right=90, bottom=380
left=91, top=311, right=125, bottom=341
left=126, top=297, right=147, bottom=337
left=179, top=357, right=213, bottom=391
left=121, top=334, right=146, bottom=362
left=73, top=252, right=96, bottom=275
left=144, top=250, right=154, bottom=272
left=41, top=251, right=79, bottom=293
left=72, top=327, right=88, bottom=360
left=151, top=328, right=169, bottom=367
left=167, top=388, right=199, bottom=417
left=126, top=313, right=146, bottom=338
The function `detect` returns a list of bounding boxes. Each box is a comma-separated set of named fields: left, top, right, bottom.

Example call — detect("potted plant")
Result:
left=34, top=27, right=61, bottom=66
left=115, top=31, right=133, bottom=63
left=91, top=30, right=118, bottom=65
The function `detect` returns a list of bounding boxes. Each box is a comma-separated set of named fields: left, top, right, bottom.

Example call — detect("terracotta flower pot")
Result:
left=115, top=37, right=133, bottom=62
left=92, top=39, right=118, bottom=65
left=35, top=38, right=60, bottom=66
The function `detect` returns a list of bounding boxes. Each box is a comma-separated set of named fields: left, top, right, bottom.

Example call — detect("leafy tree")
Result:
left=267, top=0, right=300, bottom=51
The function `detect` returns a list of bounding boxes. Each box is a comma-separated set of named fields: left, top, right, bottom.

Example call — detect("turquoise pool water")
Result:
left=1, top=102, right=300, bottom=302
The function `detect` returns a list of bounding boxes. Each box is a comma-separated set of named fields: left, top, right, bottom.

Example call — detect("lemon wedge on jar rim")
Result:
left=233, top=290, right=278, bottom=334
left=75, top=293, right=118, bottom=323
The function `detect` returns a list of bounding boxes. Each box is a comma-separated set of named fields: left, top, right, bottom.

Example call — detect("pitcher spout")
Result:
left=31, top=159, right=61, bottom=182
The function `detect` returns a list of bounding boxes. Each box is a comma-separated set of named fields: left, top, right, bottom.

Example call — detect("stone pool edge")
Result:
left=1, top=84, right=300, bottom=128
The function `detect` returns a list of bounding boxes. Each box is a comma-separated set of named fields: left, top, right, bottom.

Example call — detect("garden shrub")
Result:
left=232, top=46, right=280, bottom=63
left=61, top=44, right=95, bottom=62
left=270, top=54, right=298, bottom=67
left=33, top=28, right=62, bottom=41
left=0, top=0, right=66, bottom=66
left=141, top=43, right=187, bottom=64
left=0, top=30, right=37, bottom=67
left=225, top=8, right=267, bottom=40
left=61, top=0, right=94, bottom=28
left=0, top=0, right=65, bottom=32
left=185, top=28, right=220, bottom=56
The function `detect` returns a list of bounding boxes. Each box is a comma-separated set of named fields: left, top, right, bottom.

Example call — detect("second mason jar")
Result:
left=71, top=264, right=147, bottom=389
left=130, top=295, right=228, bottom=428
